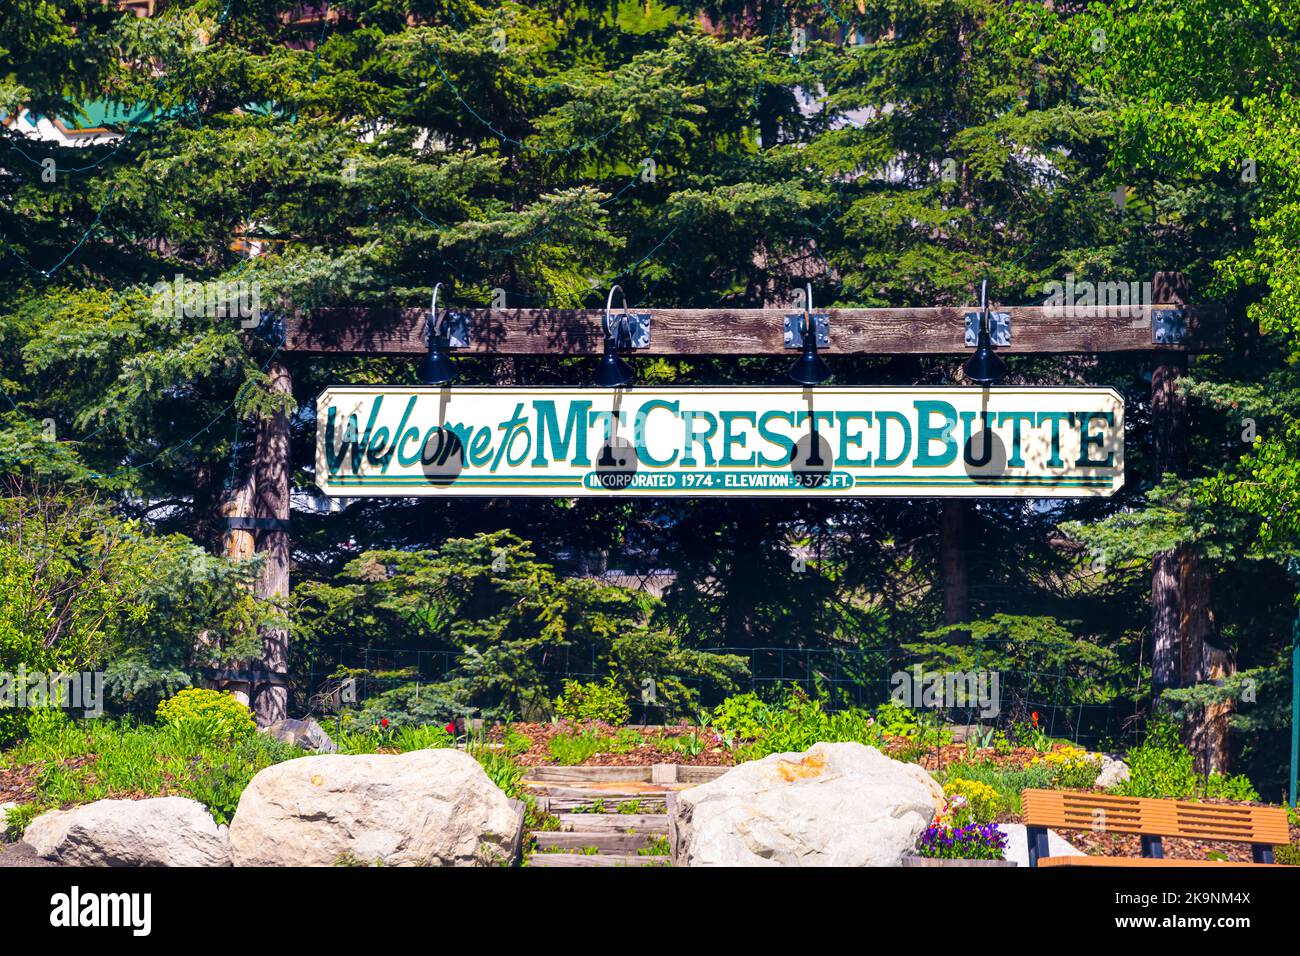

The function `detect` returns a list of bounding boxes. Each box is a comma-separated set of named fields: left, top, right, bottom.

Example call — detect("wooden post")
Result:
left=251, top=358, right=292, bottom=726
left=1150, top=272, right=1188, bottom=693
left=941, top=500, right=969, bottom=629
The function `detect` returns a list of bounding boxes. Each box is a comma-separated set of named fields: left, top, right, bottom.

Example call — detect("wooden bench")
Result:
left=1021, top=789, right=1290, bottom=867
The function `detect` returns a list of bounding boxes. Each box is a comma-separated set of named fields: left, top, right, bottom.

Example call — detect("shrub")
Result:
left=1034, top=745, right=1102, bottom=789
left=708, top=693, right=770, bottom=738
left=155, top=688, right=256, bottom=745
left=1203, top=770, right=1260, bottom=802
left=1114, top=718, right=1200, bottom=798
left=945, top=778, right=1002, bottom=825
left=553, top=678, right=630, bottom=725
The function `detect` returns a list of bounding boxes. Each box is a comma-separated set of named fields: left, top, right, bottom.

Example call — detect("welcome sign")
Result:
left=315, top=387, right=1124, bottom=498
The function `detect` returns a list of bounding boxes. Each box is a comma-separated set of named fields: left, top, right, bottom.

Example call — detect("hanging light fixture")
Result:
left=963, top=278, right=1006, bottom=386
left=788, top=283, right=831, bottom=386
left=418, top=282, right=457, bottom=386
left=594, top=285, right=636, bottom=388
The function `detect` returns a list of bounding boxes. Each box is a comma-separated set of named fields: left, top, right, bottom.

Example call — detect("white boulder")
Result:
left=228, top=748, right=521, bottom=866
left=1095, top=754, right=1131, bottom=788
left=670, top=742, right=944, bottom=867
left=21, top=797, right=231, bottom=866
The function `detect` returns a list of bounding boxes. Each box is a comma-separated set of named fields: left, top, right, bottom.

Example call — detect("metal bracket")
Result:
left=610, top=312, right=652, bottom=349
left=441, top=309, right=472, bottom=349
left=784, top=313, right=830, bottom=348
left=964, top=311, right=1011, bottom=347
left=1151, top=308, right=1185, bottom=345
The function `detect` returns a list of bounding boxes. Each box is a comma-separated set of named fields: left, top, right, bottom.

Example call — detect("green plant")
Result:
left=154, top=688, right=256, bottom=745
left=1114, top=718, right=1199, bottom=798
left=939, top=760, right=1053, bottom=816
left=501, top=727, right=533, bottom=757
left=945, top=778, right=1003, bottom=825
left=708, top=693, right=770, bottom=739
left=553, top=678, right=631, bottom=725
left=391, top=724, right=453, bottom=752
left=610, top=727, right=645, bottom=754
left=1203, top=771, right=1260, bottom=802
left=548, top=729, right=611, bottom=766
left=617, top=800, right=643, bottom=814
left=638, top=835, right=671, bottom=856
left=1274, top=843, right=1300, bottom=866
left=659, top=729, right=706, bottom=758
left=1035, top=745, right=1103, bottom=789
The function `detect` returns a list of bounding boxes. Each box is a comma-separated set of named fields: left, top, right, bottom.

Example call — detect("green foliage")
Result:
left=938, top=760, right=1054, bottom=817
left=554, top=677, right=630, bottom=725
left=708, top=692, right=769, bottom=739
left=2, top=710, right=298, bottom=828
left=155, top=687, right=256, bottom=746
left=298, top=532, right=746, bottom=722
left=1115, top=718, right=1257, bottom=801
left=548, top=729, right=611, bottom=766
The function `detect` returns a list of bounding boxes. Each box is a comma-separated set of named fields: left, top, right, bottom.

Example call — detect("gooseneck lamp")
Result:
left=418, top=283, right=457, bottom=386
left=788, top=283, right=831, bottom=386
left=594, top=285, right=636, bottom=388
left=963, top=278, right=1006, bottom=386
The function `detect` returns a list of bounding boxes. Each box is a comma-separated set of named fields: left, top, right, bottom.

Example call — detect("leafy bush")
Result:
left=1034, top=745, right=1102, bottom=789
left=1114, top=718, right=1201, bottom=798
left=155, top=688, right=256, bottom=745
left=554, top=678, right=630, bottom=725
left=708, top=693, right=769, bottom=738
left=1114, top=718, right=1259, bottom=800
left=1203, top=770, right=1260, bottom=802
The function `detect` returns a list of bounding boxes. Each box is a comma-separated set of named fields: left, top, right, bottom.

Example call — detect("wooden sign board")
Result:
left=315, top=387, right=1124, bottom=498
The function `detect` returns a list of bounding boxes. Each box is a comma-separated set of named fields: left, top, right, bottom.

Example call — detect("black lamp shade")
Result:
left=962, top=325, right=1005, bottom=385
left=788, top=346, right=831, bottom=386
left=594, top=349, right=635, bottom=388
left=418, top=345, right=457, bottom=386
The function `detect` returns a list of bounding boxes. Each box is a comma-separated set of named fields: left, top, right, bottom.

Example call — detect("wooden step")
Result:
left=524, top=765, right=653, bottom=783
left=526, top=851, right=670, bottom=867
left=533, top=831, right=664, bottom=853
left=555, top=813, right=668, bottom=832
left=543, top=796, right=668, bottom=813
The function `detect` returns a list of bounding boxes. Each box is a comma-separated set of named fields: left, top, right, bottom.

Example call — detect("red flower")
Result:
left=380, top=718, right=389, bottom=728
left=1031, top=711, right=1040, bottom=727
left=445, top=722, right=456, bottom=735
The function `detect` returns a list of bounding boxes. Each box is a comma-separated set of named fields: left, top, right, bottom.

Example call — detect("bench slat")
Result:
left=1022, top=789, right=1289, bottom=845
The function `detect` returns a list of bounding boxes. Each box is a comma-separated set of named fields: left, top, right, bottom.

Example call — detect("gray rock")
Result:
left=998, top=823, right=1087, bottom=867
left=263, top=717, right=337, bottom=753
left=1095, top=754, right=1130, bottom=788
left=21, top=797, right=231, bottom=866
left=228, top=748, right=521, bottom=866
left=670, top=742, right=944, bottom=867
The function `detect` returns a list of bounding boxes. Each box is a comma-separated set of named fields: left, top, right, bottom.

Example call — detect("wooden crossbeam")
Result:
left=282, top=304, right=1225, bottom=356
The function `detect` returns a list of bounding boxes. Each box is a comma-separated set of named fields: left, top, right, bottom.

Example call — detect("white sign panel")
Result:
left=315, top=387, right=1124, bottom=497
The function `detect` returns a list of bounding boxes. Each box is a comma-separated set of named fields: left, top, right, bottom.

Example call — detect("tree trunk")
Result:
left=1150, top=272, right=1188, bottom=693
left=1180, top=555, right=1235, bottom=773
left=252, top=359, right=292, bottom=726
